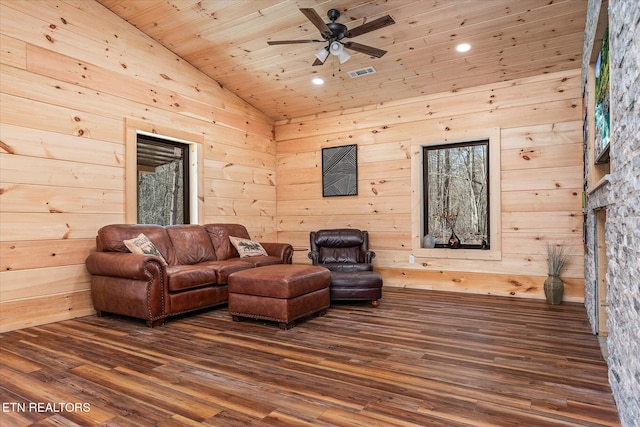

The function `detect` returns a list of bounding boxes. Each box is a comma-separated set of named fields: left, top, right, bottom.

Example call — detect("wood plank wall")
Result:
left=0, top=0, right=275, bottom=332
left=275, top=69, right=585, bottom=301
left=0, top=0, right=585, bottom=333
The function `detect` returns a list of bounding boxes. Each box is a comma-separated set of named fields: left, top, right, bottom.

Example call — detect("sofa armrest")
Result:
left=85, top=252, right=165, bottom=279
left=308, top=250, right=320, bottom=265
left=363, top=250, right=376, bottom=264
left=260, top=242, right=294, bottom=264
left=87, top=251, right=166, bottom=326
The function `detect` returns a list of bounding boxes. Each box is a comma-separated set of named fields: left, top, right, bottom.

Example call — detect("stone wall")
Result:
left=582, top=0, right=603, bottom=330
left=138, top=161, right=185, bottom=226
left=583, top=1, right=640, bottom=425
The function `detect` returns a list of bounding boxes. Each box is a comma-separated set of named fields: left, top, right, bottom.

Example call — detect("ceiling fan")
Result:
left=267, top=8, right=395, bottom=66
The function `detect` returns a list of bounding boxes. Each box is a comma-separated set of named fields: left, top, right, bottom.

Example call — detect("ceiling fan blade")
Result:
left=312, top=57, right=325, bottom=66
left=300, top=8, right=331, bottom=37
left=343, top=42, right=387, bottom=58
left=267, top=39, right=324, bottom=45
left=347, top=15, right=395, bottom=37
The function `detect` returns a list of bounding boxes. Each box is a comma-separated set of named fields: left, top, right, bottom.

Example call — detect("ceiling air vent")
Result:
left=347, top=67, right=377, bottom=78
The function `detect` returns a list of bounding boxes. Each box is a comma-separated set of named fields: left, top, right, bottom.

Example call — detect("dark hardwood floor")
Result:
left=0, top=288, right=620, bottom=426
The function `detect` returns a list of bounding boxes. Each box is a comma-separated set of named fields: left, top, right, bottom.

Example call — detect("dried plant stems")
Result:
left=546, top=243, right=570, bottom=276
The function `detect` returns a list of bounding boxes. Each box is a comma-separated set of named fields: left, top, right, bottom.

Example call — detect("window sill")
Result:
left=412, top=247, right=501, bottom=261
left=587, top=174, right=611, bottom=194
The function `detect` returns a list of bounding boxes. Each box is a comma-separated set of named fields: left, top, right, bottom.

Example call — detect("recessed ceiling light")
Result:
left=312, top=77, right=324, bottom=85
left=456, top=43, right=471, bottom=53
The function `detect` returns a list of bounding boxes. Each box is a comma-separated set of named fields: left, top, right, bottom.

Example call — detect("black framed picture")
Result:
left=594, top=26, right=610, bottom=163
left=322, top=144, right=358, bottom=197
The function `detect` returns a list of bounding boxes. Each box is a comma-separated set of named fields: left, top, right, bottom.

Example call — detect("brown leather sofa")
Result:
left=85, top=223, right=293, bottom=326
left=308, top=229, right=383, bottom=306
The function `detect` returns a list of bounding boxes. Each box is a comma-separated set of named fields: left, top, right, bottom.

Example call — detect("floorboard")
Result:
left=0, top=288, right=620, bottom=426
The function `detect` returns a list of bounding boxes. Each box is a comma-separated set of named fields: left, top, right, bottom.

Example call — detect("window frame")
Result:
left=136, top=133, right=191, bottom=225
left=125, top=119, right=204, bottom=225
left=411, top=128, right=501, bottom=261
left=423, top=139, right=490, bottom=250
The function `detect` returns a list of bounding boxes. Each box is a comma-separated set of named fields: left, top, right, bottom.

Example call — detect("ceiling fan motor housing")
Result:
left=326, top=9, right=348, bottom=41
left=327, top=22, right=348, bottom=40
left=327, top=9, right=341, bottom=21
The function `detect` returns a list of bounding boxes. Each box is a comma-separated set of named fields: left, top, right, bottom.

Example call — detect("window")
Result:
left=411, top=128, right=500, bottom=260
left=423, top=140, right=489, bottom=249
left=585, top=13, right=611, bottom=191
left=593, top=26, right=610, bottom=164
left=137, top=134, right=190, bottom=225
left=124, top=119, right=204, bottom=225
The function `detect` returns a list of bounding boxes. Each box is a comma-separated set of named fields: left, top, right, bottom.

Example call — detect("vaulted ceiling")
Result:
left=98, top=0, right=587, bottom=122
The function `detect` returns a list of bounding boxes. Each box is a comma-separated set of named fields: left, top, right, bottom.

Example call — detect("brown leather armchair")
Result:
left=308, top=229, right=382, bottom=306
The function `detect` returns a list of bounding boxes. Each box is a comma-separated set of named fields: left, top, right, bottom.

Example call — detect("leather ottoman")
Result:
left=228, top=264, right=331, bottom=329
left=329, top=271, right=383, bottom=307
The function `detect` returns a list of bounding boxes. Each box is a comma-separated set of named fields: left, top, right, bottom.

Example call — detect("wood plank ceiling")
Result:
left=98, top=0, right=587, bottom=122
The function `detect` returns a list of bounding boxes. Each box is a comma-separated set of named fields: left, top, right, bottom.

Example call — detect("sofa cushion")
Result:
left=319, top=262, right=373, bottom=272
left=313, top=229, right=365, bottom=247
left=96, top=224, right=176, bottom=265
left=205, top=259, right=255, bottom=283
left=229, top=236, right=268, bottom=258
left=123, top=233, right=168, bottom=265
left=318, top=247, right=360, bottom=264
left=228, top=264, right=330, bottom=298
left=166, top=225, right=217, bottom=265
left=313, top=229, right=366, bottom=264
left=165, top=264, right=218, bottom=292
left=239, top=255, right=284, bottom=267
left=204, top=224, right=251, bottom=260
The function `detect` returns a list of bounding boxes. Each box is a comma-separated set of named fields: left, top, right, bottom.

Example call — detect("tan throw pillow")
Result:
left=123, top=233, right=167, bottom=265
left=229, top=236, right=268, bottom=258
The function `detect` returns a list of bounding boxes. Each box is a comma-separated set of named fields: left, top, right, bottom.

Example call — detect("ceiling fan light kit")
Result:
left=329, top=41, right=351, bottom=64
left=267, top=8, right=395, bottom=67
left=329, top=41, right=342, bottom=55
left=315, top=47, right=329, bottom=62
left=338, top=50, right=351, bottom=64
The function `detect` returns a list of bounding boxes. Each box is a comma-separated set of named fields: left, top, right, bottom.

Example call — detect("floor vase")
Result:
left=544, top=274, right=564, bottom=304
